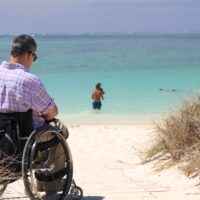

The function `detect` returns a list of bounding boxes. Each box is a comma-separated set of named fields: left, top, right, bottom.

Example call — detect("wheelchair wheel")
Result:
left=69, top=181, right=83, bottom=200
left=22, top=127, right=73, bottom=200
left=0, top=183, right=7, bottom=197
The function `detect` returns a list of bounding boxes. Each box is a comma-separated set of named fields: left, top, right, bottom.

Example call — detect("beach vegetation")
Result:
left=144, top=96, right=200, bottom=177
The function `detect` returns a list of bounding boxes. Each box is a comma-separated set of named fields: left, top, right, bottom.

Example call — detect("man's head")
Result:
left=96, top=82, right=101, bottom=89
left=10, top=34, right=37, bottom=68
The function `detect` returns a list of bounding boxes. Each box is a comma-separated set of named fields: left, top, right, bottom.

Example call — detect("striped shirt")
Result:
left=0, top=61, right=56, bottom=128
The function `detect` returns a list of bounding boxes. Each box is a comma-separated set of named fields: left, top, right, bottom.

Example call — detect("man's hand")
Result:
left=41, top=105, right=58, bottom=121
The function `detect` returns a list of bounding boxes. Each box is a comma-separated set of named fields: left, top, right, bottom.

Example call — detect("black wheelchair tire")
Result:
left=22, top=128, right=73, bottom=200
left=71, top=185, right=83, bottom=200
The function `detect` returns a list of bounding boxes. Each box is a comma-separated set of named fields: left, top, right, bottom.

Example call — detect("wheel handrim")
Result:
left=22, top=129, right=73, bottom=200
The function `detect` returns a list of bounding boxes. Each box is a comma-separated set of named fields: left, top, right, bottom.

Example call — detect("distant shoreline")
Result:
left=58, top=112, right=163, bottom=126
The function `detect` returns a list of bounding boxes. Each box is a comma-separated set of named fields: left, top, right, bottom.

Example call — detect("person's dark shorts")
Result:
left=92, top=101, right=102, bottom=110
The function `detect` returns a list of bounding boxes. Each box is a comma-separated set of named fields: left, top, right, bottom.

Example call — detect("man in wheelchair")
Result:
left=0, top=35, right=81, bottom=199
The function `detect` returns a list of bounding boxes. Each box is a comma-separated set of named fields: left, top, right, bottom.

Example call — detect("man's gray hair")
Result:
left=11, top=34, right=37, bottom=57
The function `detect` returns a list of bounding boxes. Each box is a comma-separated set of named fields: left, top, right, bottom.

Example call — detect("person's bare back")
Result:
left=91, top=83, right=105, bottom=110
left=92, top=89, right=104, bottom=101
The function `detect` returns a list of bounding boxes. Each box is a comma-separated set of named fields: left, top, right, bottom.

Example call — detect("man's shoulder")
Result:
left=22, top=72, right=42, bottom=86
left=0, top=65, right=40, bottom=83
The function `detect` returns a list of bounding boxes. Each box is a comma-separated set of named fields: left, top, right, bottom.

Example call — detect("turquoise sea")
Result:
left=1, top=34, right=200, bottom=123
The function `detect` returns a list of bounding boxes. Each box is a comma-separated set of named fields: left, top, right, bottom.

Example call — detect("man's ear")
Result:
left=25, top=52, right=32, bottom=61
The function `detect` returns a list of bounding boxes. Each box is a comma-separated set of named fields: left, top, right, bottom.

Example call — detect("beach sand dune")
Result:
left=2, top=124, right=200, bottom=200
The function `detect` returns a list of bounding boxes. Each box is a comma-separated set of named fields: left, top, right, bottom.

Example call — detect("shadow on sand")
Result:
left=1, top=195, right=105, bottom=200
left=1, top=197, right=29, bottom=200
left=42, top=195, right=105, bottom=200
left=82, top=196, right=105, bottom=200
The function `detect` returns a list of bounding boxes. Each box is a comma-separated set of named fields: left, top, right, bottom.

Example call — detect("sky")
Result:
left=0, top=0, right=200, bottom=34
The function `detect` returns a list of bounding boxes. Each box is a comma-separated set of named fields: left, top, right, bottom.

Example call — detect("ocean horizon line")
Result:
left=1, top=32, right=200, bottom=38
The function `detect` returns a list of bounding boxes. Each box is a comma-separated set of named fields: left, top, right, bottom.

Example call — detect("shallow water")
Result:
left=1, top=34, right=200, bottom=123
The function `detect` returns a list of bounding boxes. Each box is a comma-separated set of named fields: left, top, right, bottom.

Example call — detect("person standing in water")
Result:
left=91, top=83, right=105, bottom=110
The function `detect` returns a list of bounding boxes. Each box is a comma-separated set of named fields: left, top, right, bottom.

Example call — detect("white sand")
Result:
left=2, top=124, right=200, bottom=200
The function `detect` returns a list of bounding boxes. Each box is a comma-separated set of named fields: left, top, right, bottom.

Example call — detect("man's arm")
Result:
left=101, top=90, right=105, bottom=100
left=91, top=91, right=95, bottom=100
left=100, top=88, right=105, bottom=100
left=31, top=77, right=58, bottom=120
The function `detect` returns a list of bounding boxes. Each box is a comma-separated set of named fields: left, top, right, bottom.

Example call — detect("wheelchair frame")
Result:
left=0, top=118, right=83, bottom=200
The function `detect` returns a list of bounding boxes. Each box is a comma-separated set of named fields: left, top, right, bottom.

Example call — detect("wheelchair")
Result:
left=0, top=110, right=83, bottom=200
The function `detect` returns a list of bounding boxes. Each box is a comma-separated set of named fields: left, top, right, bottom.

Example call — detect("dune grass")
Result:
left=145, top=97, right=200, bottom=176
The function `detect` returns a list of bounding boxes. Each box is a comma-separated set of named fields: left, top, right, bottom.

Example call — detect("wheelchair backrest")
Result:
left=0, top=110, right=33, bottom=156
